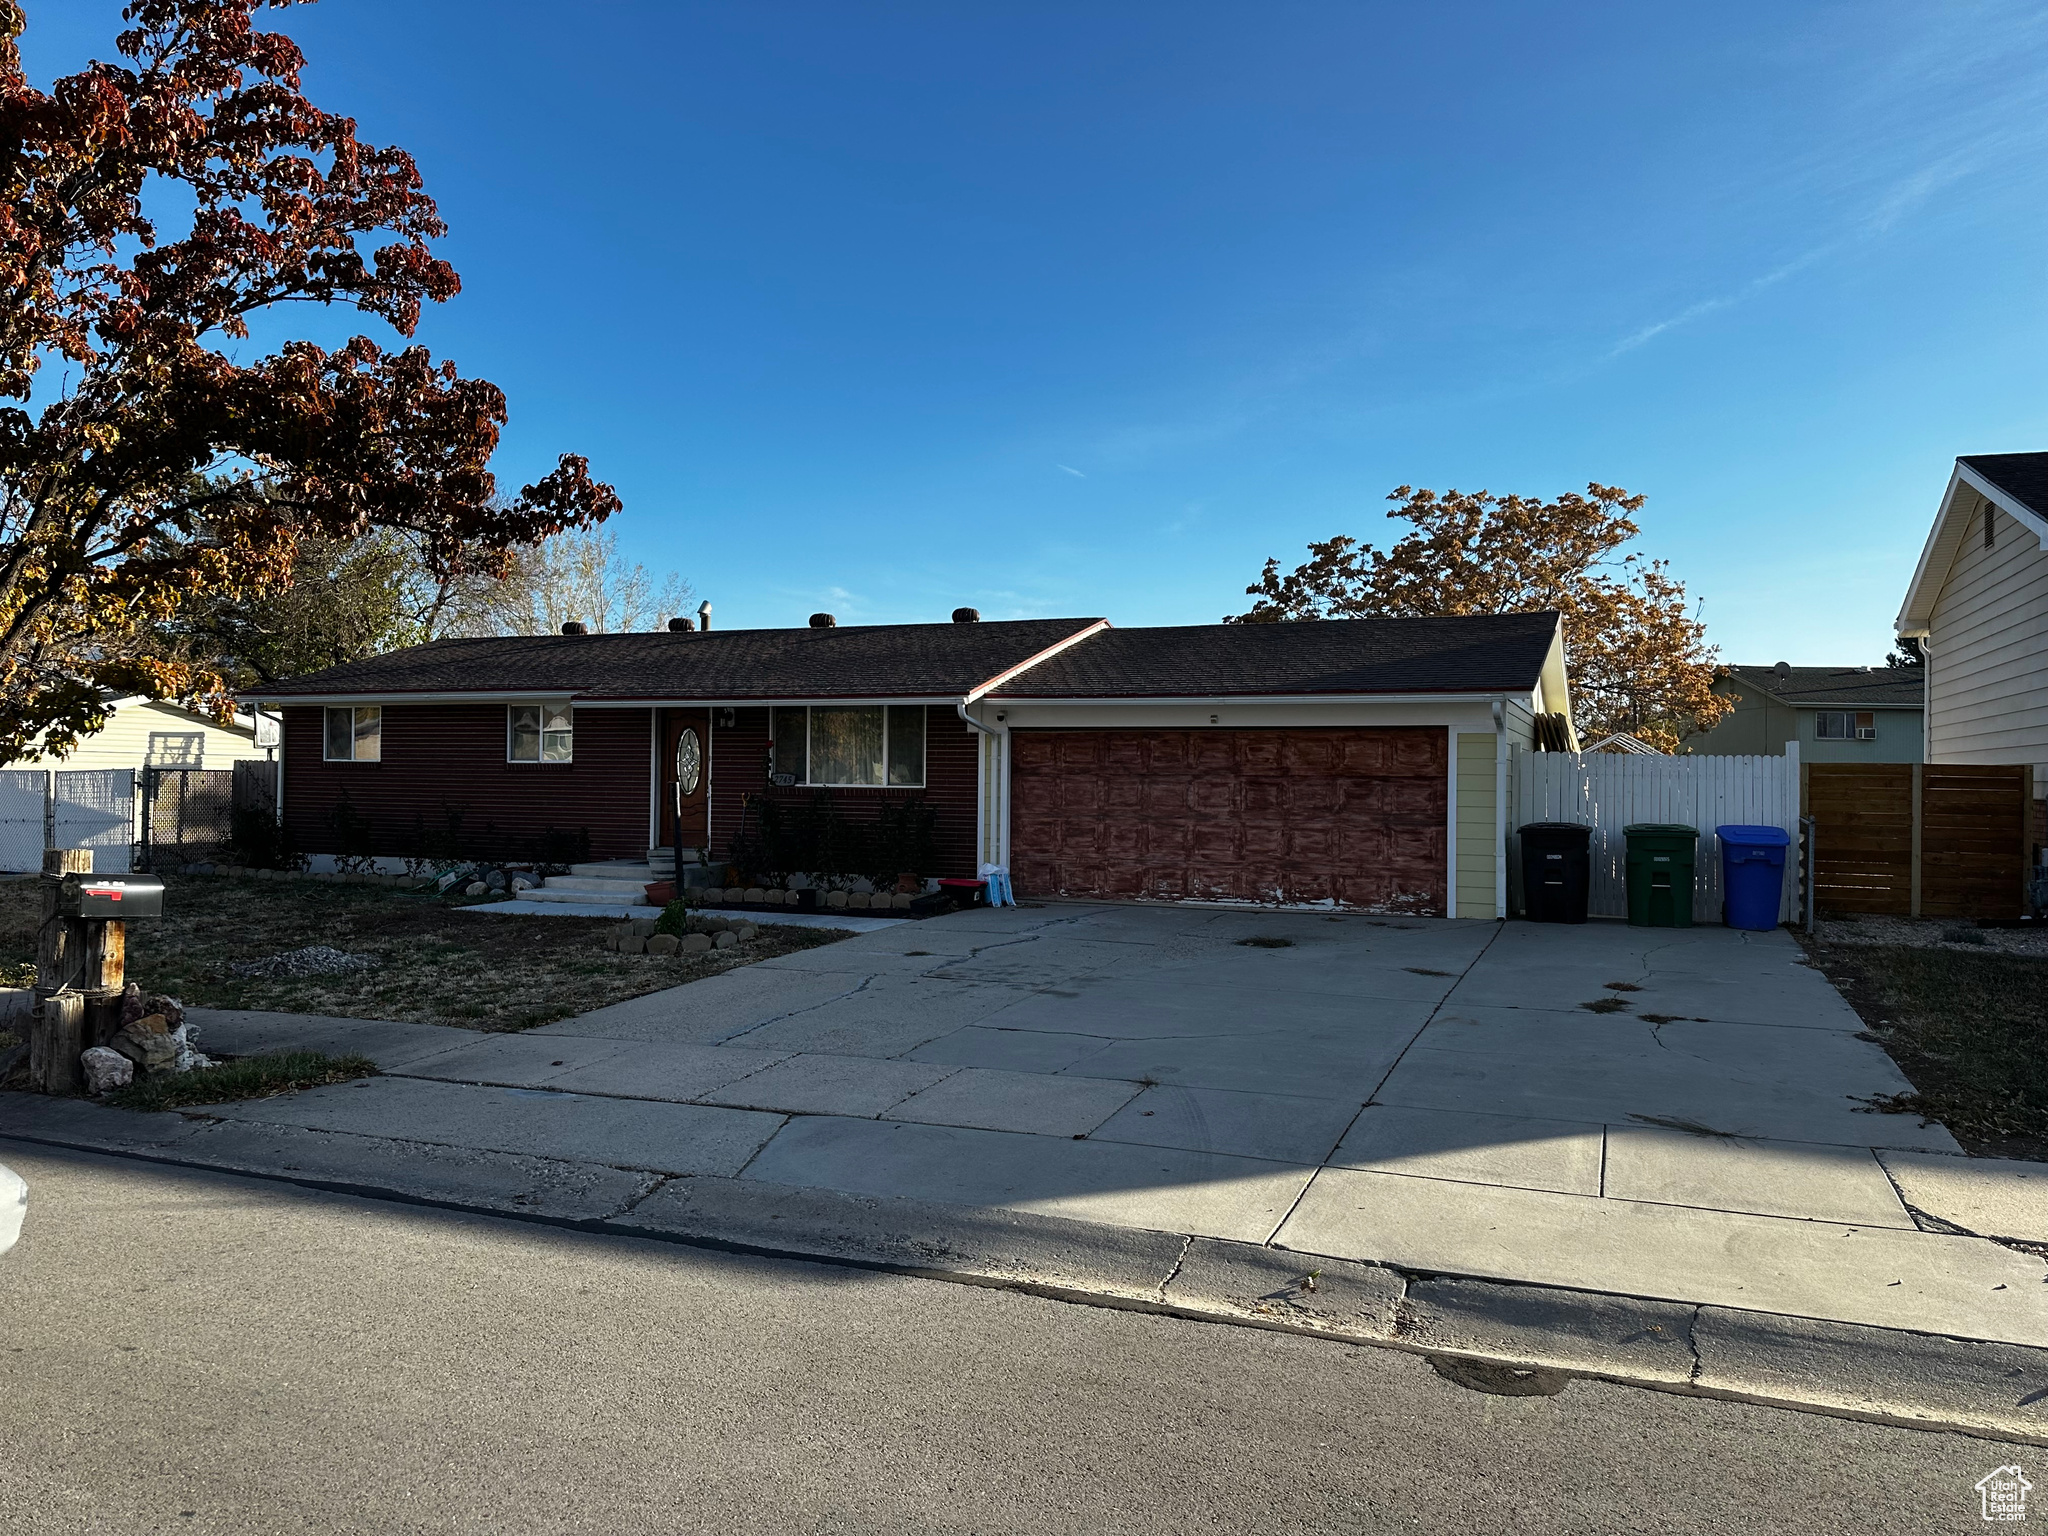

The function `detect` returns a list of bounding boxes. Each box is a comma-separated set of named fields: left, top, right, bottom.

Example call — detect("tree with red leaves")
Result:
left=0, top=0, right=619, bottom=758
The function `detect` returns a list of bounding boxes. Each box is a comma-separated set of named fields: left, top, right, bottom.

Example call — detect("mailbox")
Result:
left=56, top=873, right=165, bottom=919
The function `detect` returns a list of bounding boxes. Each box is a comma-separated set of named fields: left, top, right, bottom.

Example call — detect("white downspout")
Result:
left=1492, top=699, right=1508, bottom=920
left=956, top=701, right=1006, bottom=871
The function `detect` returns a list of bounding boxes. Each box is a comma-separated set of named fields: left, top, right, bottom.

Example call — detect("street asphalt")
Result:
left=0, top=1143, right=2021, bottom=1535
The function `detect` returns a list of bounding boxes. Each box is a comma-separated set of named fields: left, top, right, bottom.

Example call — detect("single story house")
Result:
left=253, top=609, right=1575, bottom=919
left=1681, top=664, right=1923, bottom=762
left=3, top=695, right=275, bottom=773
left=1896, top=451, right=2048, bottom=778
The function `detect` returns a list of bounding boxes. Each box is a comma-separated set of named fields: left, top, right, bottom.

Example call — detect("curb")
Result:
left=4, top=1108, right=2046, bottom=1445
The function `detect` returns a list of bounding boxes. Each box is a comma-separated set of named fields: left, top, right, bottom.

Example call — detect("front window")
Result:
left=324, top=706, right=381, bottom=762
left=770, top=706, right=925, bottom=787
left=508, top=703, right=573, bottom=763
left=1815, top=711, right=1876, bottom=741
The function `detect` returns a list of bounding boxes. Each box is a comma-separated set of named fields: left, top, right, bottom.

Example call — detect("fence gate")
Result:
left=0, top=769, right=47, bottom=872
left=1806, top=762, right=2028, bottom=919
left=1511, top=747, right=1803, bottom=923
left=139, top=765, right=236, bottom=869
left=52, top=768, right=134, bottom=874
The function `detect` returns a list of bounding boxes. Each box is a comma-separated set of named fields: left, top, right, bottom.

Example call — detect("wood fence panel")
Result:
left=1920, top=765, right=2026, bottom=919
left=1805, top=764, right=1912, bottom=914
left=1803, top=762, right=2027, bottom=919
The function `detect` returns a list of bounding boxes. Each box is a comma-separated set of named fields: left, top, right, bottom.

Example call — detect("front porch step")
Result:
left=522, top=885, right=652, bottom=907
left=545, top=874, right=661, bottom=894
left=565, top=862, right=659, bottom=881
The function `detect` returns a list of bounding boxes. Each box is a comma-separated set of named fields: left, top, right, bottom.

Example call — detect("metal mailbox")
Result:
left=55, top=873, right=165, bottom=919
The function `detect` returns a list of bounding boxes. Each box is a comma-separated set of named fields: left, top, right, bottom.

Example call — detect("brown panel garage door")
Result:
left=1009, top=728, right=1447, bottom=913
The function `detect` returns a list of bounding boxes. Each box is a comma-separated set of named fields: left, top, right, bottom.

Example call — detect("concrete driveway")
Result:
left=182, top=903, right=2048, bottom=1347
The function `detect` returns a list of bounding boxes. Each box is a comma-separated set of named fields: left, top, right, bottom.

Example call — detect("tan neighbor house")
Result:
left=2, top=695, right=275, bottom=772
left=1896, top=452, right=2048, bottom=781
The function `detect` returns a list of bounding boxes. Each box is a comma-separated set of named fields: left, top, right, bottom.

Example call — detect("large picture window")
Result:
left=509, top=703, right=574, bottom=763
left=770, top=706, right=925, bottom=787
left=323, top=706, right=382, bottom=762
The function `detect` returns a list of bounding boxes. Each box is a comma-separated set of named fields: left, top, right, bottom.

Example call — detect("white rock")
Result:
left=169, top=1023, right=212, bottom=1074
left=465, top=881, right=488, bottom=897
left=81, top=1046, right=133, bottom=1095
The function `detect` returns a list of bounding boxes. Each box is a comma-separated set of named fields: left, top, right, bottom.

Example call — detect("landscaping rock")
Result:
left=110, top=1024, right=178, bottom=1075
left=630, top=918, right=659, bottom=937
left=723, top=887, right=744, bottom=903
left=231, top=945, right=379, bottom=979
left=825, top=891, right=849, bottom=909
left=849, top=893, right=871, bottom=909
left=436, top=870, right=463, bottom=892
left=713, top=931, right=738, bottom=950
left=511, top=876, right=534, bottom=892
left=679, top=933, right=713, bottom=955
left=891, top=893, right=914, bottom=910
left=465, top=881, right=488, bottom=897
left=742, top=887, right=765, bottom=903
left=81, top=1046, right=133, bottom=1095
left=733, top=922, right=758, bottom=942
left=169, top=1022, right=212, bottom=1073
left=485, top=869, right=507, bottom=891
left=620, top=936, right=646, bottom=955
left=645, top=934, right=681, bottom=957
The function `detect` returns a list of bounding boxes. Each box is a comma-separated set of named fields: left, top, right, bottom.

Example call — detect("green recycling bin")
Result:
left=1623, top=824, right=1699, bottom=928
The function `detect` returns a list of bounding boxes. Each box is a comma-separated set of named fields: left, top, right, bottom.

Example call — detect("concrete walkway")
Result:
left=155, top=905, right=2048, bottom=1347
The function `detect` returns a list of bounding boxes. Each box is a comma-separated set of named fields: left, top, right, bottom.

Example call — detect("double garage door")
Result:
left=1009, top=727, right=1448, bottom=914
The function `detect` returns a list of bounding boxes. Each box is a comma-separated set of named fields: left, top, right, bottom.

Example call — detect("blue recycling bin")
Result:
left=1717, top=824, right=1791, bottom=931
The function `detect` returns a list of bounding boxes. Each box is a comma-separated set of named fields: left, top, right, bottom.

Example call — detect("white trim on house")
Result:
left=963, top=619, right=1113, bottom=704
left=1899, top=461, right=2048, bottom=638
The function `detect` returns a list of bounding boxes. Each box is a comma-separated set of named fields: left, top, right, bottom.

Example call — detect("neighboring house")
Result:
left=1584, top=732, right=1663, bottom=755
left=2, top=695, right=275, bottom=773
left=1682, top=664, right=1923, bottom=762
left=252, top=610, right=1578, bottom=919
left=1897, top=451, right=2048, bottom=775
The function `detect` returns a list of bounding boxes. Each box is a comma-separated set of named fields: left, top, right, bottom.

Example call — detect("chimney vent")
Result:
left=560, top=621, right=588, bottom=636
left=952, top=607, right=981, bottom=623
left=697, top=600, right=712, bottom=632
left=809, top=613, right=837, bottom=629
left=667, top=616, right=694, bottom=633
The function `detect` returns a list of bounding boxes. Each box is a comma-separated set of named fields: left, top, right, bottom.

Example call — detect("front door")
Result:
left=660, top=709, right=711, bottom=851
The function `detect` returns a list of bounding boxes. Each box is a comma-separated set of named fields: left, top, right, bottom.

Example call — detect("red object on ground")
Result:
left=644, top=881, right=676, bottom=906
left=936, top=878, right=987, bottom=907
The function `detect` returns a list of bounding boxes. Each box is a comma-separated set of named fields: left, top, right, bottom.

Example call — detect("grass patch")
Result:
left=1803, top=938, right=2048, bottom=1159
left=106, top=1051, right=376, bottom=1111
left=0, top=875, right=853, bottom=1033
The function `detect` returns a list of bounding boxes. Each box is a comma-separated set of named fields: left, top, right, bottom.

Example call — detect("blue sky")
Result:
left=24, top=1, right=2048, bottom=662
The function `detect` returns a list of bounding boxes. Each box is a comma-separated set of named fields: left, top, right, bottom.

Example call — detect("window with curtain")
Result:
left=323, top=705, right=381, bottom=762
left=776, top=706, right=926, bottom=788
left=508, top=703, right=574, bottom=763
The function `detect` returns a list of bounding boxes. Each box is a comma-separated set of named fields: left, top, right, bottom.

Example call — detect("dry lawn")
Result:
left=0, top=874, right=852, bottom=1033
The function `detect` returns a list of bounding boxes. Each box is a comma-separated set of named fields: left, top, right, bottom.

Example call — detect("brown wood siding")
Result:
left=1010, top=727, right=1448, bottom=913
left=281, top=704, right=651, bottom=862
left=705, top=706, right=980, bottom=878
left=1804, top=761, right=2028, bottom=919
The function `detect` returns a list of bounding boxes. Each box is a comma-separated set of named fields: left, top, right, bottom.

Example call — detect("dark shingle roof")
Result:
left=259, top=618, right=1107, bottom=701
left=1724, top=665, right=1924, bottom=708
left=988, top=613, right=1561, bottom=698
left=1961, top=453, right=2048, bottom=517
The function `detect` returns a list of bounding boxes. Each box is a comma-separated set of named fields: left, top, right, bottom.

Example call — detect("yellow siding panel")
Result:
left=1455, top=732, right=1497, bottom=919
left=4, top=699, right=266, bottom=772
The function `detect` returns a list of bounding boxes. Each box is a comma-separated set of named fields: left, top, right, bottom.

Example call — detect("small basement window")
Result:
left=770, top=705, right=925, bottom=788
left=1815, top=711, right=1877, bottom=741
left=324, top=706, right=382, bottom=762
left=508, top=703, right=573, bottom=763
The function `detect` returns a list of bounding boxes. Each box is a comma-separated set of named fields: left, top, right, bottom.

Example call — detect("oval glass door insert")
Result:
left=676, top=727, right=702, bottom=797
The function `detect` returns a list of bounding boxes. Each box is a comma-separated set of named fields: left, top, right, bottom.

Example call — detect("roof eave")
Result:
left=1898, top=461, right=2048, bottom=636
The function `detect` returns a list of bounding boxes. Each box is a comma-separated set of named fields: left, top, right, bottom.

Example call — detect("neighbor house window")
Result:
left=508, top=703, right=573, bottom=763
left=323, top=706, right=382, bottom=762
left=770, top=706, right=925, bottom=788
left=1815, top=711, right=1876, bottom=741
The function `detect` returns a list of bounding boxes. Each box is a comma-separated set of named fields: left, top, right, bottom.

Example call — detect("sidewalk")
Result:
left=5, top=902, right=2046, bottom=1434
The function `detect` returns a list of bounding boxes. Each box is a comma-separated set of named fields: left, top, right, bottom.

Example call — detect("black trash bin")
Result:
left=1519, top=822, right=1592, bottom=924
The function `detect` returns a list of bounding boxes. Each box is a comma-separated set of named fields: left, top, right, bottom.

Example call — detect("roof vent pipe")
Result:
left=667, top=616, right=694, bottom=633
left=952, top=607, right=981, bottom=623
left=697, top=600, right=712, bottom=632
left=809, top=613, right=837, bottom=628
left=560, top=621, right=587, bottom=636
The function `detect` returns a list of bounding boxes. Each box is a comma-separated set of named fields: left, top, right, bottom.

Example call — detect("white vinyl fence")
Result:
left=1511, top=745, right=1802, bottom=923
